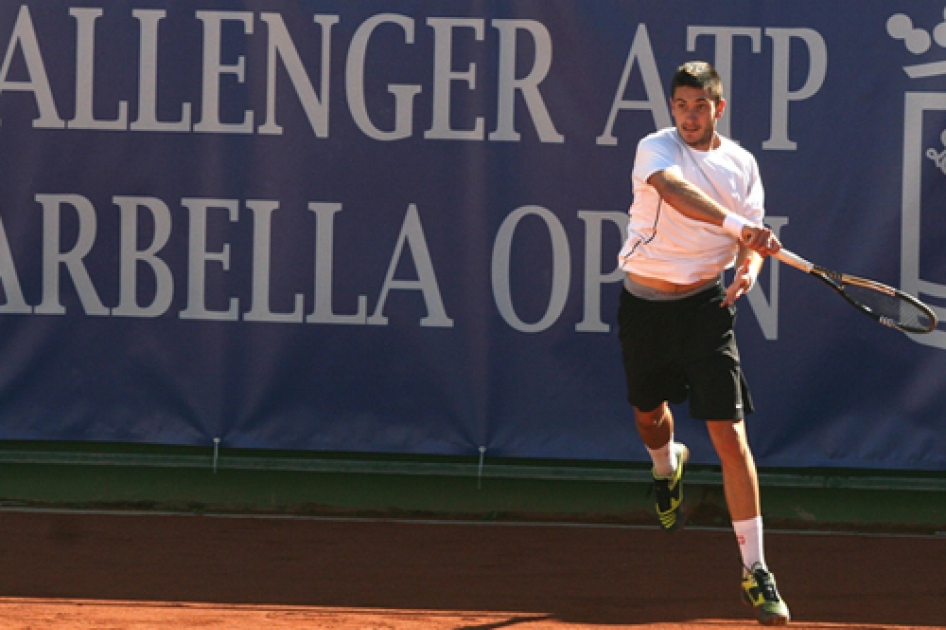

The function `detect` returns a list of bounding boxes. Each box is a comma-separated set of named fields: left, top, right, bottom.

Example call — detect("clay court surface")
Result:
left=0, top=509, right=943, bottom=629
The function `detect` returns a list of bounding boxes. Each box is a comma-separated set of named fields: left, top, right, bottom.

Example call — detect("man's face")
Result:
left=670, top=85, right=726, bottom=151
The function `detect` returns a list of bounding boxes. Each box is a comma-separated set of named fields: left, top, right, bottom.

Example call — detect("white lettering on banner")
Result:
left=69, top=8, right=128, bottom=130
left=0, top=6, right=826, bottom=337
left=131, top=9, right=192, bottom=132
left=113, top=196, right=174, bottom=318
left=347, top=15, right=563, bottom=142
left=745, top=216, right=788, bottom=340
left=425, top=17, right=486, bottom=141
left=367, top=204, right=453, bottom=327
left=600, top=24, right=826, bottom=149
left=492, top=206, right=571, bottom=333
left=258, top=13, right=338, bottom=137
left=0, top=195, right=786, bottom=336
left=306, top=203, right=368, bottom=325
left=575, top=211, right=626, bottom=333
left=686, top=26, right=762, bottom=139
left=35, top=194, right=108, bottom=316
left=597, top=24, right=670, bottom=146
left=763, top=28, right=827, bottom=150
left=0, top=196, right=456, bottom=327
left=193, top=11, right=255, bottom=134
left=179, top=197, right=241, bottom=321
left=245, top=199, right=304, bottom=323
left=0, top=6, right=64, bottom=128
left=346, top=14, right=420, bottom=141
left=489, top=20, right=564, bottom=143
left=0, top=5, right=828, bottom=148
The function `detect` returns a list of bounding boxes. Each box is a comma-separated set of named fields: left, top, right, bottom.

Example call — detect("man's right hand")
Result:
left=741, top=225, right=781, bottom=257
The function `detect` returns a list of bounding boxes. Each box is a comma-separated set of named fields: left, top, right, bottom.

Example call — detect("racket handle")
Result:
left=773, top=247, right=814, bottom=273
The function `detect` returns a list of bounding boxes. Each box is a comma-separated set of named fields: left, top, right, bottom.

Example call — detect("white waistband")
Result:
left=623, top=275, right=721, bottom=301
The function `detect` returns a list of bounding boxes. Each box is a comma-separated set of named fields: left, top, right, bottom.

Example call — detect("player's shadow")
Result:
left=456, top=615, right=553, bottom=629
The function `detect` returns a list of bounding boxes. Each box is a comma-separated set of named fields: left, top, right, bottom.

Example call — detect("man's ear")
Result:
left=716, top=98, right=727, bottom=119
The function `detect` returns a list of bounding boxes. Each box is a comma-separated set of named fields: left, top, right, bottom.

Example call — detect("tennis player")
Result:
left=616, top=61, right=790, bottom=625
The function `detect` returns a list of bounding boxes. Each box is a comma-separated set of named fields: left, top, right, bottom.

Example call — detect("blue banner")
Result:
left=0, top=1, right=943, bottom=470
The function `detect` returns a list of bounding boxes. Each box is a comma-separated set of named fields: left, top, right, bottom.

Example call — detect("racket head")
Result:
left=812, top=269, right=939, bottom=334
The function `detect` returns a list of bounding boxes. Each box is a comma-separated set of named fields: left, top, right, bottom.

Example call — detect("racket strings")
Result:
left=843, top=284, right=936, bottom=332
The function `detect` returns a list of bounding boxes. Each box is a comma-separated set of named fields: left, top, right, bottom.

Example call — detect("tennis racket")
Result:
left=773, top=248, right=938, bottom=334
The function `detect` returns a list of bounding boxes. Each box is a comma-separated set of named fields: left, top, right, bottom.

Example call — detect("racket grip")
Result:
left=773, top=248, right=814, bottom=273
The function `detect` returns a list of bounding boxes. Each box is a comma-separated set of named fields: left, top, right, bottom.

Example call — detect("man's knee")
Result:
left=634, top=403, right=669, bottom=430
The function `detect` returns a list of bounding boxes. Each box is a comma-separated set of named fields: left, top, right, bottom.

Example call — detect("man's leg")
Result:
left=705, top=420, right=759, bottom=521
left=635, top=403, right=674, bottom=465
left=707, top=420, right=790, bottom=626
left=637, top=403, right=688, bottom=532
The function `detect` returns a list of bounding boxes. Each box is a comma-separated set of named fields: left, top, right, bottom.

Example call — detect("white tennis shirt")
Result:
left=618, top=128, right=765, bottom=284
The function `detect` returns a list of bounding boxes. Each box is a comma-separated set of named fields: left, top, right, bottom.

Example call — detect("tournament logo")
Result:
left=888, top=10, right=946, bottom=348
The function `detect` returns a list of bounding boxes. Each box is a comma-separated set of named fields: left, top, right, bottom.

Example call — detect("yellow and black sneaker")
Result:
left=741, top=563, right=791, bottom=626
left=651, top=443, right=688, bottom=533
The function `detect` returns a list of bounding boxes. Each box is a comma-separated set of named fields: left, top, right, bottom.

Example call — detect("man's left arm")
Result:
left=723, top=244, right=765, bottom=306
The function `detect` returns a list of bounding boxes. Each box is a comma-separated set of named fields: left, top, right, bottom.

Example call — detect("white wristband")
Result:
left=722, top=213, right=751, bottom=239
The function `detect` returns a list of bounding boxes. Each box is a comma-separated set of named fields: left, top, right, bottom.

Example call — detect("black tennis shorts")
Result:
left=617, top=282, right=754, bottom=420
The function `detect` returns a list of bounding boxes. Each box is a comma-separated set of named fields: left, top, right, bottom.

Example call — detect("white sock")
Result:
left=733, top=516, right=766, bottom=572
left=647, top=438, right=677, bottom=477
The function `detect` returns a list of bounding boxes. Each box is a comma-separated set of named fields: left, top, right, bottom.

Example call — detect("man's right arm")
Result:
left=647, top=168, right=730, bottom=226
left=647, top=168, right=780, bottom=257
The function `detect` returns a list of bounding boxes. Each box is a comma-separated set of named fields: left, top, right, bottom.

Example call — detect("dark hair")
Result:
left=670, top=61, right=723, bottom=103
